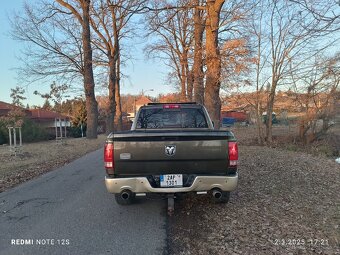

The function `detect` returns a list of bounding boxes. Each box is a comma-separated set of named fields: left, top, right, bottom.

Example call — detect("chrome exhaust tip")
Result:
left=121, top=190, right=132, bottom=200
left=212, top=189, right=222, bottom=199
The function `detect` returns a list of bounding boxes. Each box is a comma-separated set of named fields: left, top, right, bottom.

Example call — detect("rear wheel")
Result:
left=114, top=191, right=136, bottom=205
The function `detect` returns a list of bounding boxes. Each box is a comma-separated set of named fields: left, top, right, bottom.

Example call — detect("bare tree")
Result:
left=10, top=2, right=84, bottom=84
left=204, top=0, right=225, bottom=128
left=145, top=0, right=194, bottom=102
left=248, top=0, right=339, bottom=143
left=33, top=82, right=70, bottom=113
left=89, top=0, right=118, bottom=133
left=11, top=0, right=99, bottom=138
left=55, top=0, right=98, bottom=138
left=290, top=0, right=340, bottom=32
left=114, top=52, right=122, bottom=130
left=10, top=86, right=27, bottom=107
left=90, top=0, right=143, bottom=133
left=145, top=0, right=247, bottom=120
left=245, top=0, right=269, bottom=144
left=192, top=0, right=205, bottom=104
left=290, top=53, right=340, bottom=144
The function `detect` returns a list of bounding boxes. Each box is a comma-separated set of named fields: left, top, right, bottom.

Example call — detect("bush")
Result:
left=0, top=122, right=8, bottom=145
left=21, top=118, right=49, bottom=143
left=68, top=125, right=86, bottom=138
left=0, top=120, right=95, bottom=143
left=0, top=118, right=49, bottom=144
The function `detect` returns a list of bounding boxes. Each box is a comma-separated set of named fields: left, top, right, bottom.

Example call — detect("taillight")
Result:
left=163, top=104, right=181, bottom=109
left=104, top=142, right=114, bottom=174
left=228, top=142, right=238, bottom=167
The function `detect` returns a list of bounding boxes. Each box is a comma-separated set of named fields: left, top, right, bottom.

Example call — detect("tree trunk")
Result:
left=256, top=104, right=265, bottom=144
left=180, top=61, right=187, bottom=102
left=82, top=0, right=98, bottom=138
left=115, top=53, right=123, bottom=131
left=193, top=0, right=205, bottom=104
left=255, top=28, right=265, bottom=145
left=110, top=8, right=122, bottom=130
left=265, top=79, right=277, bottom=143
left=299, top=117, right=309, bottom=144
left=255, top=86, right=265, bottom=144
left=185, top=48, right=193, bottom=101
left=265, top=104, right=273, bottom=143
left=322, top=117, right=329, bottom=133
left=186, top=68, right=194, bottom=101
left=106, top=54, right=116, bottom=134
left=205, top=0, right=224, bottom=129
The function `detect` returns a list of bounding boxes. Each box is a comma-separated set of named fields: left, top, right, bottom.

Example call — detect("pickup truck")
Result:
left=104, top=102, right=238, bottom=213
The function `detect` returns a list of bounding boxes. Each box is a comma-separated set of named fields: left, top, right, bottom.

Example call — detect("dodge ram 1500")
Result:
left=104, top=102, right=238, bottom=214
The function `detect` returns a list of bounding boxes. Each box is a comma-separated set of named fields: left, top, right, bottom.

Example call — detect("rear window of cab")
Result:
left=136, top=108, right=208, bottom=129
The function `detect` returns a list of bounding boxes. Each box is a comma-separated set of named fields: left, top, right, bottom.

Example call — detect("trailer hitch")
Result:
left=167, top=194, right=175, bottom=216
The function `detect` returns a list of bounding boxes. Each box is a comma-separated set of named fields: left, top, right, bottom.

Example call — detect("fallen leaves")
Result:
left=168, top=145, right=340, bottom=255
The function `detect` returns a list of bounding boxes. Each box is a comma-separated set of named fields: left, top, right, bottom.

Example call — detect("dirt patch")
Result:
left=168, top=146, right=340, bottom=254
left=0, top=135, right=106, bottom=192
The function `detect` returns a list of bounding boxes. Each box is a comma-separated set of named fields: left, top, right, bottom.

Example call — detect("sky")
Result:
left=0, top=1, right=173, bottom=107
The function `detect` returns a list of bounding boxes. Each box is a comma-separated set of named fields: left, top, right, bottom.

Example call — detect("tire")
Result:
left=212, top=191, right=230, bottom=204
left=114, top=192, right=135, bottom=205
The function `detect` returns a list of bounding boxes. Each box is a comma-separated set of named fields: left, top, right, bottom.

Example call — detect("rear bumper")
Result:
left=105, top=174, right=238, bottom=193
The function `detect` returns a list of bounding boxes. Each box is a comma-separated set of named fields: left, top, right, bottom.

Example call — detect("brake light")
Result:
left=228, top=142, right=238, bottom=167
left=104, top=142, right=114, bottom=174
left=163, top=104, right=181, bottom=109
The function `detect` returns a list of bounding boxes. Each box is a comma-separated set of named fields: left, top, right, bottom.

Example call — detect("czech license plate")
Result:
left=160, top=174, right=183, bottom=187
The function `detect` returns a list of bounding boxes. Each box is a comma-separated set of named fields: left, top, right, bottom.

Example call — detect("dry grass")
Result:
left=0, top=135, right=106, bottom=192
left=169, top=145, right=340, bottom=255
left=230, top=124, right=340, bottom=158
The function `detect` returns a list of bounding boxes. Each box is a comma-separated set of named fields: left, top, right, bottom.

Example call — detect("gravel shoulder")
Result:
left=0, top=135, right=106, bottom=192
left=169, top=145, right=340, bottom=255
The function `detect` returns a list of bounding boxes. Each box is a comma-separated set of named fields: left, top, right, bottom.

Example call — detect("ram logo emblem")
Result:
left=165, top=145, right=176, bottom=156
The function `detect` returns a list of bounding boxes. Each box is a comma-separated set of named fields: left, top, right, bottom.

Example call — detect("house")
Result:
left=0, top=101, right=71, bottom=141
left=221, top=111, right=248, bottom=122
left=135, top=96, right=153, bottom=111
left=29, top=109, right=70, bottom=128
left=0, top=101, right=32, bottom=118
left=128, top=96, right=153, bottom=121
left=0, top=101, right=70, bottom=128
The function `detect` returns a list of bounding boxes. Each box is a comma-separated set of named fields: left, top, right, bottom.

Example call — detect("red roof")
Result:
left=0, top=101, right=32, bottom=117
left=0, top=101, right=24, bottom=110
left=136, top=96, right=152, bottom=106
left=0, top=101, right=12, bottom=110
left=29, top=109, right=68, bottom=120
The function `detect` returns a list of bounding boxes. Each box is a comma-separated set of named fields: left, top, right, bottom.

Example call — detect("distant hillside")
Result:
left=221, top=90, right=338, bottom=114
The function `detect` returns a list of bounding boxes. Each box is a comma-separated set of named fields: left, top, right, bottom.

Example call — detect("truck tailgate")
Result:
left=111, top=131, right=234, bottom=176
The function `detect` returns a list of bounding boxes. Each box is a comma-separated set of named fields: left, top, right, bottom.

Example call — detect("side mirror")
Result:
left=212, top=121, right=215, bottom=128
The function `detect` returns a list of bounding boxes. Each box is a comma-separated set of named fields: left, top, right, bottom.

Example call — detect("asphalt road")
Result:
left=0, top=149, right=167, bottom=255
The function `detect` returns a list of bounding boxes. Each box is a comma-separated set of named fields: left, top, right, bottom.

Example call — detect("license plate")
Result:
left=160, top=174, right=183, bottom=187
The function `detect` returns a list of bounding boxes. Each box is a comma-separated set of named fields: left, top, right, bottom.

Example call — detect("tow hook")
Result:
left=167, top=194, right=175, bottom=216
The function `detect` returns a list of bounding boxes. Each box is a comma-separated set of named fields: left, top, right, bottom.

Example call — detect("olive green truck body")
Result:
left=104, top=103, right=238, bottom=204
